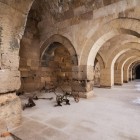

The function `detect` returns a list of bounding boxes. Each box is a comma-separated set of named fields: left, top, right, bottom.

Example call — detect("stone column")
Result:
left=0, top=0, right=33, bottom=131
left=123, top=69, right=129, bottom=83
left=114, top=69, right=123, bottom=85
left=100, top=68, right=112, bottom=88
left=72, top=65, right=94, bottom=98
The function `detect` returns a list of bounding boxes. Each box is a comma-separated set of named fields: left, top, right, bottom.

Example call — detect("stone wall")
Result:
left=0, top=0, right=33, bottom=131
left=19, top=43, right=73, bottom=92
left=42, top=46, right=73, bottom=89
left=18, top=0, right=140, bottom=94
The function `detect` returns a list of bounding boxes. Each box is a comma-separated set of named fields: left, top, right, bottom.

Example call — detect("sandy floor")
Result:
left=9, top=80, right=140, bottom=140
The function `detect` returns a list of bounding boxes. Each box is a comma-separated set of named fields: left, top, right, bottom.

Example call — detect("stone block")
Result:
left=61, top=67, right=72, bottom=72
left=19, top=66, right=30, bottom=71
left=71, top=80, right=93, bottom=92
left=54, top=56, right=62, bottom=62
left=49, top=61, right=59, bottom=68
left=70, top=17, right=80, bottom=25
left=54, top=68, right=61, bottom=72
left=21, top=71, right=29, bottom=78
left=72, top=71, right=78, bottom=79
left=65, top=72, right=72, bottom=77
left=30, top=66, right=39, bottom=70
left=27, top=59, right=32, bottom=66
left=41, top=77, right=49, bottom=82
left=57, top=72, right=66, bottom=77
left=23, top=83, right=36, bottom=91
left=23, top=77, right=34, bottom=83
left=80, top=11, right=93, bottom=20
left=40, top=71, right=50, bottom=77
left=1, top=52, right=19, bottom=70
left=31, top=60, right=40, bottom=68
left=77, top=90, right=94, bottom=98
left=72, top=66, right=79, bottom=72
left=33, top=77, right=41, bottom=83
left=40, top=67, right=52, bottom=72
left=0, top=69, right=21, bottom=93
left=19, top=59, right=27, bottom=67
left=0, top=94, right=21, bottom=131
left=74, top=5, right=85, bottom=16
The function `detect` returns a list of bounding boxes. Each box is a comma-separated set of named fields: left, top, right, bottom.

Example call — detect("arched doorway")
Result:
left=41, top=42, right=74, bottom=89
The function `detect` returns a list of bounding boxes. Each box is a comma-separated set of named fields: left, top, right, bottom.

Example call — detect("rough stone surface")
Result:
left=0, top=93, right=22, bottom=132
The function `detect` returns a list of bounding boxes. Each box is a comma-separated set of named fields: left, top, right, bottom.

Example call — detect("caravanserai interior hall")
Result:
left=0, top=0, right=140, bottom=140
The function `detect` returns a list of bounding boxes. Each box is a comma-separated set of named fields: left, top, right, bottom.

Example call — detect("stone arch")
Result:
left=94, top=53, right=105, bottom=87
left=99, top=43, right=140, bottom=87
left=105, top=38, right=140, bottom=64
left=115, top=50, right=140, bottom=71
left=39, top=34, right=78, bottom=90
left=106, top=43, right=140, bottom=68
left=114, top=50, right=140, bottom=85
left=40, top=34, right=78, bottom=66
left=123, top=57, right=140, bottom=83
left=88, top=29, right=140, bottom=66
left=80, top=18, right=140, bottom=66
left=130, top=61, right=140, bottom=80
left=132, top=62, right=140, bottom=71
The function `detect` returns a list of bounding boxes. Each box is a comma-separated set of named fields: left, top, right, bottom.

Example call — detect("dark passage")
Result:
left=136, top=65, right=140, bottom=79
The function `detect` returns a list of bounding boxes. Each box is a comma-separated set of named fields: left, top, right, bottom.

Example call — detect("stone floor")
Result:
left=6, top=80, right=140, bottom=140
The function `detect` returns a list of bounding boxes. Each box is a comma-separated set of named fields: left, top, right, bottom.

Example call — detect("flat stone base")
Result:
left=0, top=93, right=22, bottom=133
left=78, top=90, right=94, bottom=98
left=114, top=83, right=123, bottom=86
left=99, top=85, right=111, bottom=89
left=123, top=81, right=128, bottom=83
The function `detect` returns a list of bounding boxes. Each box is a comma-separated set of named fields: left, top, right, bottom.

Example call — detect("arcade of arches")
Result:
left=0, top=0, right=140, bottom=139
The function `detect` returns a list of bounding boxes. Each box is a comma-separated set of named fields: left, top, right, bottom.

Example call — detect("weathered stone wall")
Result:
left=42, top=46, right=73, bottom=89
left=38, top=0, right=139, bottom=62
left=19, top=0, right=140, bottom=95
left=0, top=0, right=33, bottom=131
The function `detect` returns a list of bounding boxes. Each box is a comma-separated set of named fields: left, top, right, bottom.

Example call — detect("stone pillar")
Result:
left=123, top=69, right=129, bottom=83
left=114, top=69, right=123, bottom=85
left=100, top=68, right=112, bottom=88
left=0, top=0, right=33, bottom=131
left=72, top=65, right=94, bottom=98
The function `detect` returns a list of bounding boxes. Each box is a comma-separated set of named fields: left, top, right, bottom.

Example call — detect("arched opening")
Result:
left=41, top=42, right=74, bottom=89
left=80, top=18, right=140, bottom=66
left=19, top=5, right=41, bottom=92
left=93, top=53, right=105, bottom=87
left=113, top=50, right=140, bottom=85
left=136, top=65, right=140, bottom=79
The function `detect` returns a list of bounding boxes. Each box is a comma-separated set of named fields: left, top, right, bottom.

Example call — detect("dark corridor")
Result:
left=136, top=65, right=140, bottom=79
